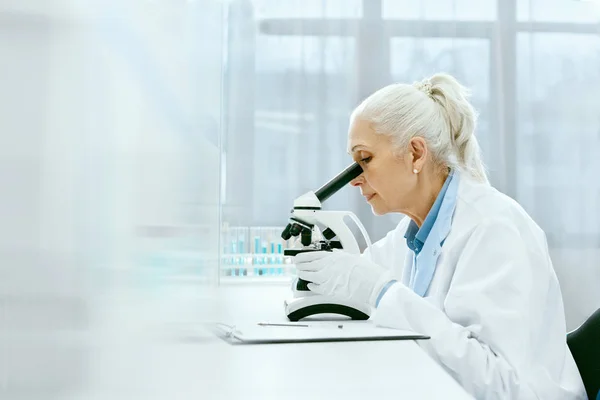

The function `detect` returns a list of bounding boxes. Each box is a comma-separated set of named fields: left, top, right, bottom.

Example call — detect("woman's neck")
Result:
left=405, top=169, right=449, bottom=228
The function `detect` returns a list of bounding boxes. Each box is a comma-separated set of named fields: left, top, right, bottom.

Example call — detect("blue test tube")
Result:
left=269, top=241, right=276, bottom=275
left=254, top=236, right=260, bottom=276
left=277, top=243, right=283, bottom=275
left=222, top=244, right=229, bottom=276
left=238, top=233, right=245, bottom=275
left=262, top=243, right=268, bottom=275
left=232, top=239, right=238, bottom=276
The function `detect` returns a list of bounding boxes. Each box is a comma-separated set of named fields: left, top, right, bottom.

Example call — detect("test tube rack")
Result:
left=220, top=226, right=295, bottom=278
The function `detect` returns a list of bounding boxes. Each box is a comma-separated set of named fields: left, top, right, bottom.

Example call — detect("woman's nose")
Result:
left=350, top=174, right=363, bottom=187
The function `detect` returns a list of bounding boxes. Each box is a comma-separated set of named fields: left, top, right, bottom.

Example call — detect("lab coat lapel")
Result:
left=401, top=248, right=414, bottom=287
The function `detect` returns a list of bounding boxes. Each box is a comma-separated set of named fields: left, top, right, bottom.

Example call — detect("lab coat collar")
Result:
left=432, top=170, right=461, bottom=244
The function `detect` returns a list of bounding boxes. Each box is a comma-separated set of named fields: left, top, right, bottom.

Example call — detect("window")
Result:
left=516, top=32, right=600, bottom=245
left=390, top=38, right=492, bottom=159
left=383, top=0, right=496, bottom=21
left=252, top=0, right=362, bottom=19
left=518, top=0, right=600, bottom=23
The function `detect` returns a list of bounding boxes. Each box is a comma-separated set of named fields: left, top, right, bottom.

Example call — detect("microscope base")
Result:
left=284, top=295, right=371, bottom=322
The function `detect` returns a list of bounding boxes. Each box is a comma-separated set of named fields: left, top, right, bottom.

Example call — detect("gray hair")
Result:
left=351, top=73, right=488, bottom=183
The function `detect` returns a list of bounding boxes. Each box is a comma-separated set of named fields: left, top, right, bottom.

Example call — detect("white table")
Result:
left=197, top=285, right=473, bottom=400
left=67, top=282, right=472, bottom=400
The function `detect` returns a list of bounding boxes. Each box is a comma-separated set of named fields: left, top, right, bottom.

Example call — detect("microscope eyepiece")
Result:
left=314, top=162, right=362, bottom=203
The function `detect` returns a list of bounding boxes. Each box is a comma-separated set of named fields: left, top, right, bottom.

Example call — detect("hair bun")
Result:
left=413, top=79, right=433, bottom=96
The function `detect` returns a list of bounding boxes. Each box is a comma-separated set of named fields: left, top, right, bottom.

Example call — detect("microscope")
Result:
left=281, top=162, right=374, bottom=321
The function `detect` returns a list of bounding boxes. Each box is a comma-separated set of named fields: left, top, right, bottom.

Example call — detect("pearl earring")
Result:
left=413, top=169, right=419, bottom=174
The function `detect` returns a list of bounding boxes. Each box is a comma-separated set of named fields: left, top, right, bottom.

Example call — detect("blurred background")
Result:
left=1, top=0, right=599, bottom=398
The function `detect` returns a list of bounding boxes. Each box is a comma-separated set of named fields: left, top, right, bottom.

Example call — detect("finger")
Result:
left=297, top=270, right=326, bottom=284
left=294, top=251, right=330, bottom=264
left=294, top=251, right=330, bottom=263
left=295, top=259, right=326, bottom=272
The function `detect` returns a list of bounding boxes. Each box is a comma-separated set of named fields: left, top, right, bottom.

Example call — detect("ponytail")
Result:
left=427, top=73, right=489, bottom=183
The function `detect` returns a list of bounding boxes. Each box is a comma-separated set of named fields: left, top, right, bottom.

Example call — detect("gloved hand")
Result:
left=295, top=250, right=392, bottom=307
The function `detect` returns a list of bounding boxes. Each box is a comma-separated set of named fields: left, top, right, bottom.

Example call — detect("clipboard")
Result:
left=212, top=322, right=430, bottom=345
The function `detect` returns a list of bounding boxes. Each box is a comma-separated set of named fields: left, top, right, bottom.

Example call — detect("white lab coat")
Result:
left=367, top=176, right=587, bottom=400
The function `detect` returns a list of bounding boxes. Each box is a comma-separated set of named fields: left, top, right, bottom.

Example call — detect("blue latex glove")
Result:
left=295, top=250, right=391, bottom=307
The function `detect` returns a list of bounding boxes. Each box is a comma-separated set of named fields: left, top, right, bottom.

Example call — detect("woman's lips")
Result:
left=364, top=193, right=375, bottom=201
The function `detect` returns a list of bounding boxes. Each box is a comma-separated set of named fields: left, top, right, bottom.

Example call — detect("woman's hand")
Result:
left=294, top=250, right=391, bottom=306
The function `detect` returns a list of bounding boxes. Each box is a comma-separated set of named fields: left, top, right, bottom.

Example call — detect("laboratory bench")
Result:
left=62, top=281, right=472, bottom=399
left=196, top=284, right=473, bottom=399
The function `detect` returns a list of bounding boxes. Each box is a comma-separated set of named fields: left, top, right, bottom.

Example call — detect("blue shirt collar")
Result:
left=404, top=169, right=455, bottom=254
left=405, top=170, right=461, bottom=297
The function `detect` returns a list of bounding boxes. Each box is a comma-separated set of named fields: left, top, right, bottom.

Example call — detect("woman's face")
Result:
left=347, top=117, right=422, bottom=216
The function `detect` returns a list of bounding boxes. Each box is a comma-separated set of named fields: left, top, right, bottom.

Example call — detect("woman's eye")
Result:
left=361, top=156, right=372, bottom=164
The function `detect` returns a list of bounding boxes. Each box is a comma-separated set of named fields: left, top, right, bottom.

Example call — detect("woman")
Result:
left=295, top=73, right=586, bottom=399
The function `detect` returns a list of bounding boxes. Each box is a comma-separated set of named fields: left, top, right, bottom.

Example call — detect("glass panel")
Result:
left=252, top=0, right=362, bottom=19
left=518, top=0, right=600, bottom=23
left=390, top=38, right=493, bottom=174
left=383, top=0, right=496, bottom=21
left=0, top=0, right=224, bottom=397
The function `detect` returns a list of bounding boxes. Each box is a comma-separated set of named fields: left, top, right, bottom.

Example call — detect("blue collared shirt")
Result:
left=375, top=170, right=460, bottom=306
left=404, top=170, right=454, bottom=256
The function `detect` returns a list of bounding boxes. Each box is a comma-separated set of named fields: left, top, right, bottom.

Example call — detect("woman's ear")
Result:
left=409, top=137, right=428, bottom=173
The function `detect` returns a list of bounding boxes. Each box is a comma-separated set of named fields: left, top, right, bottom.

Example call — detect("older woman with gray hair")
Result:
left=295, top=73, right=586, bottom=399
